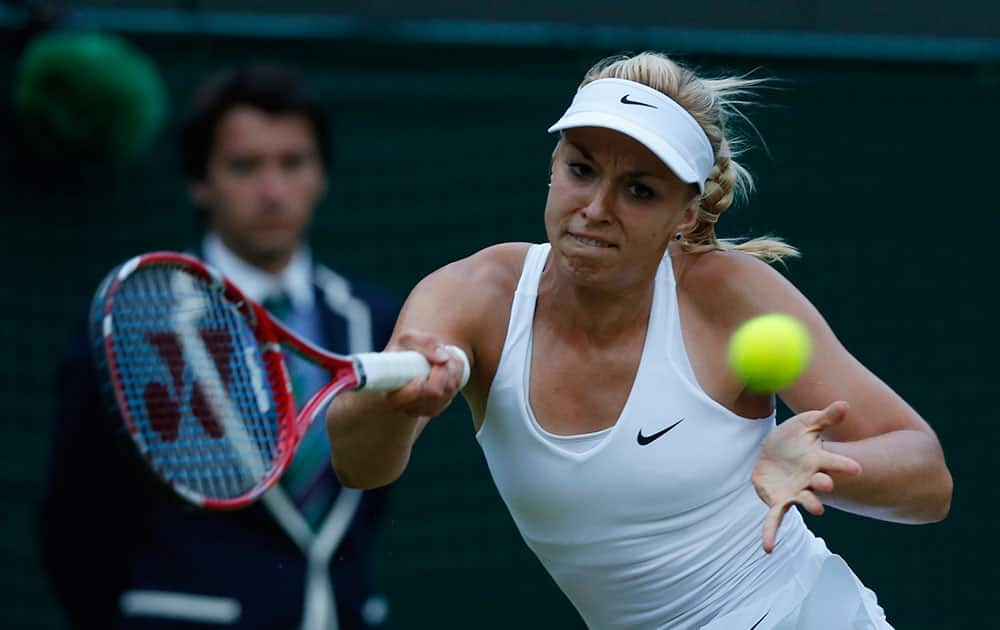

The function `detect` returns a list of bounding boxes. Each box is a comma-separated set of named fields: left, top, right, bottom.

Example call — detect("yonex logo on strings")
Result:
left=143, top=329, right=235, bottom=442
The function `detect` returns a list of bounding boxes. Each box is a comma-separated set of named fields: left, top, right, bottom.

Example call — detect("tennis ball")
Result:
left=727, top=313, right=812, bottom=393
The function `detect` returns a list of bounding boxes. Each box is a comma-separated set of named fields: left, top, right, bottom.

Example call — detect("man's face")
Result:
left=192, top=106, right=326, bottom=272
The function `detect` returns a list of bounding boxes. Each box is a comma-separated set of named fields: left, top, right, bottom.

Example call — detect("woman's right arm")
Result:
left=326, top=245, right=520, bottom=489
left=326, top=327, right=465, bottom=489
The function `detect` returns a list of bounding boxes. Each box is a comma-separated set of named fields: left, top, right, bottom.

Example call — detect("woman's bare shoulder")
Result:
left=402, top=242, right=533, bottom=330
left=467, top=242, right=534, bottom=282
left=427, top=242, right=532, bottom=299
left=677, top=249, right=804, bottom=330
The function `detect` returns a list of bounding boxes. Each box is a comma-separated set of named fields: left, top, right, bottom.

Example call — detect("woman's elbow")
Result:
left=908, top=463, right=952, bottom=524
left=914, top=430, right=952, bottom=523
left=927, top=467, right=953, bottom=522
left=925, top=435, right=953, bottom=522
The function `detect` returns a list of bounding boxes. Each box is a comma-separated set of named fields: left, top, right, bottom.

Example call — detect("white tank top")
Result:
left=477, top=244, right=831, bottom=629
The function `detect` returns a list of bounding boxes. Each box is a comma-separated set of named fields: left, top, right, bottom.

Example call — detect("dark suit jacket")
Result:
left=39, top=261, right=399, bottom=629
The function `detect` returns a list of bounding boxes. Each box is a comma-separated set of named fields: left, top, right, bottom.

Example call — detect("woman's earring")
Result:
left=674, top=232, right=683, bottom=241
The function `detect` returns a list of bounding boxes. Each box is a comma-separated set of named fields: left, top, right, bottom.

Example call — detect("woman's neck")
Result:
left=537, top=257, right=658, bottom=346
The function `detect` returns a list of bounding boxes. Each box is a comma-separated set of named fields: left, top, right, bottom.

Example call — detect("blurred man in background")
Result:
left=40, top=64, right=399, bottom=630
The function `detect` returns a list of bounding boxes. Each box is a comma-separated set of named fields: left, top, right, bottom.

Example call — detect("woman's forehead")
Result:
left=561, top=127, right=673, bottom=176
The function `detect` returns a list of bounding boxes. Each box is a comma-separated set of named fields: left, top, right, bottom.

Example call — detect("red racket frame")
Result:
left=99, top=251, right=363, bottom=509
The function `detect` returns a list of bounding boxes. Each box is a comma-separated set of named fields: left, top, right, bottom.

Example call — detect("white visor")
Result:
left=547, top=78, right=715, bottom=193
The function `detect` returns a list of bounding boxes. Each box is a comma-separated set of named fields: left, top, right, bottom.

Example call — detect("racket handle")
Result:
left=354, top=345, right=471, bottom=392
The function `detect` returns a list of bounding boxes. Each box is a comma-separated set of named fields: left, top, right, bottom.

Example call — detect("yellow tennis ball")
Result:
left=728, top=313, right=812, bottom=393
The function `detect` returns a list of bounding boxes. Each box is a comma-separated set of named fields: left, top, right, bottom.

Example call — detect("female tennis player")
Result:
left=326, top=52, right=952, bottom=629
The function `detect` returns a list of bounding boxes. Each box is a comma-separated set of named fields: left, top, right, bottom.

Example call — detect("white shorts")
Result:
left=701, top=553, right=893, bottom=630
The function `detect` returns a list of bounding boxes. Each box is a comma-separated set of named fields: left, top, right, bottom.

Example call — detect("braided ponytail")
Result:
left=581, top=53, right=798, bottom=263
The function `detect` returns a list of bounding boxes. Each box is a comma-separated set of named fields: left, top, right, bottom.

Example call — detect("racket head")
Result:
left=90, top=252, right=357, bottom=509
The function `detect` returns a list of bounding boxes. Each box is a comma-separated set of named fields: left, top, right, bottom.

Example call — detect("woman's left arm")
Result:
left=686, top=252, right=952, bottom=552
left=749, top=261, right=953, bottom=525
left=781, top=340, right=952, bottom=524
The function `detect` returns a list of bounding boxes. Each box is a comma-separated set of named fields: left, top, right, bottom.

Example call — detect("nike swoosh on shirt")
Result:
left=749, top=611, right=769, bottom=630
left=636, top=419, right=684, bottom=445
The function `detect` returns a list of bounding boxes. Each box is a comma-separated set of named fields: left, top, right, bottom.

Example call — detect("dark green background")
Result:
left=2, top=27, right=994, bottom=630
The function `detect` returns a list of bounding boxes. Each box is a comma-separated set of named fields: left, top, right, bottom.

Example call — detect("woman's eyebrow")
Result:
left=566, top=140, right=664, bottom=180
left=564, top=140, right=594, bottom=161
left=624, top=169, right=667, bottom=181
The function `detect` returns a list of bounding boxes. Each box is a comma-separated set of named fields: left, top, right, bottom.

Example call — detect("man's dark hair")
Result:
left=180, top=64, right=332, bottom=181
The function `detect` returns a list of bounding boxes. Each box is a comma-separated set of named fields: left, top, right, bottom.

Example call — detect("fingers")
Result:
left=384, top=330, right=466, bottom=417
left=393, top=331, right=466, bottom=387
left=383, top=375, right=430, bottom=408
left=762, top=490, right=826, bottom=553
left=384, top=375, right=456, bottom=417
left=796, top=489, right=824, bottom=516
left=762, top=501, right=792, bottom=554
left=384, top=358, right=460, bottom=400
left=394, top=330, right=453, bottom=366
left=421, top=351, right=465, bottom=397
left=803, top=400, right=850, bottom=431
left=809, top=472, right=834, bottom=493
left=818, top=449, right=862, bottom=477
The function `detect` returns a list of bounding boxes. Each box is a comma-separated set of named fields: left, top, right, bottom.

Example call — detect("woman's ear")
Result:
left=679, top=201, right=699, bottom=233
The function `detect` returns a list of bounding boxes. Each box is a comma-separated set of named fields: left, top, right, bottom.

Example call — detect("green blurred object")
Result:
left=13, top=32, right=167, bottom=161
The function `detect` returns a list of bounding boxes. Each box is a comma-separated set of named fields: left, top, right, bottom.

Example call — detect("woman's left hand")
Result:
left=752, top=401, right=863, bottom=553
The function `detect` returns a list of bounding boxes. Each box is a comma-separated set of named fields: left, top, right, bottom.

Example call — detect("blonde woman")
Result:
left=326, top=53, right=951, bottom=629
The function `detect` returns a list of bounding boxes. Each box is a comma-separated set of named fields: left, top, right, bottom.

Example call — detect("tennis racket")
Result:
left=90, top=251, right=469, bottom=510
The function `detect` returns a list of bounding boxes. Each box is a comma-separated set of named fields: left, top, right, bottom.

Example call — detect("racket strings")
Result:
left=106, top=265, right=284, bottom=500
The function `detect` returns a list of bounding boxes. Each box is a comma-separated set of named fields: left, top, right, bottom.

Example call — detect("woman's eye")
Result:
left=628, top=183, right=655, bottom=200
left=568, top=162, right=593, bottom=178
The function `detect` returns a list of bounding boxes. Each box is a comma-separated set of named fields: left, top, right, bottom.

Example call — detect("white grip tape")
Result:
left=354, top=345, right=470, bottom=392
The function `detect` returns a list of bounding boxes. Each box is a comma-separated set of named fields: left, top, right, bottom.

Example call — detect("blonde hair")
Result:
left=580, top=52, right=798, bottom=263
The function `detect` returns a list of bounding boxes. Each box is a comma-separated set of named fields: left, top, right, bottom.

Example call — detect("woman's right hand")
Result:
left=384, top=330, right=468, bottom=418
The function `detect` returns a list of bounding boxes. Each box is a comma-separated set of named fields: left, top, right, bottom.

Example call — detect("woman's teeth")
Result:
left=574, top=235, right=613, bottom=248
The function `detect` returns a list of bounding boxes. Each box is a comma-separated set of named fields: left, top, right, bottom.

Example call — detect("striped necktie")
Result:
left=261, top=290, right=337, bottom=529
